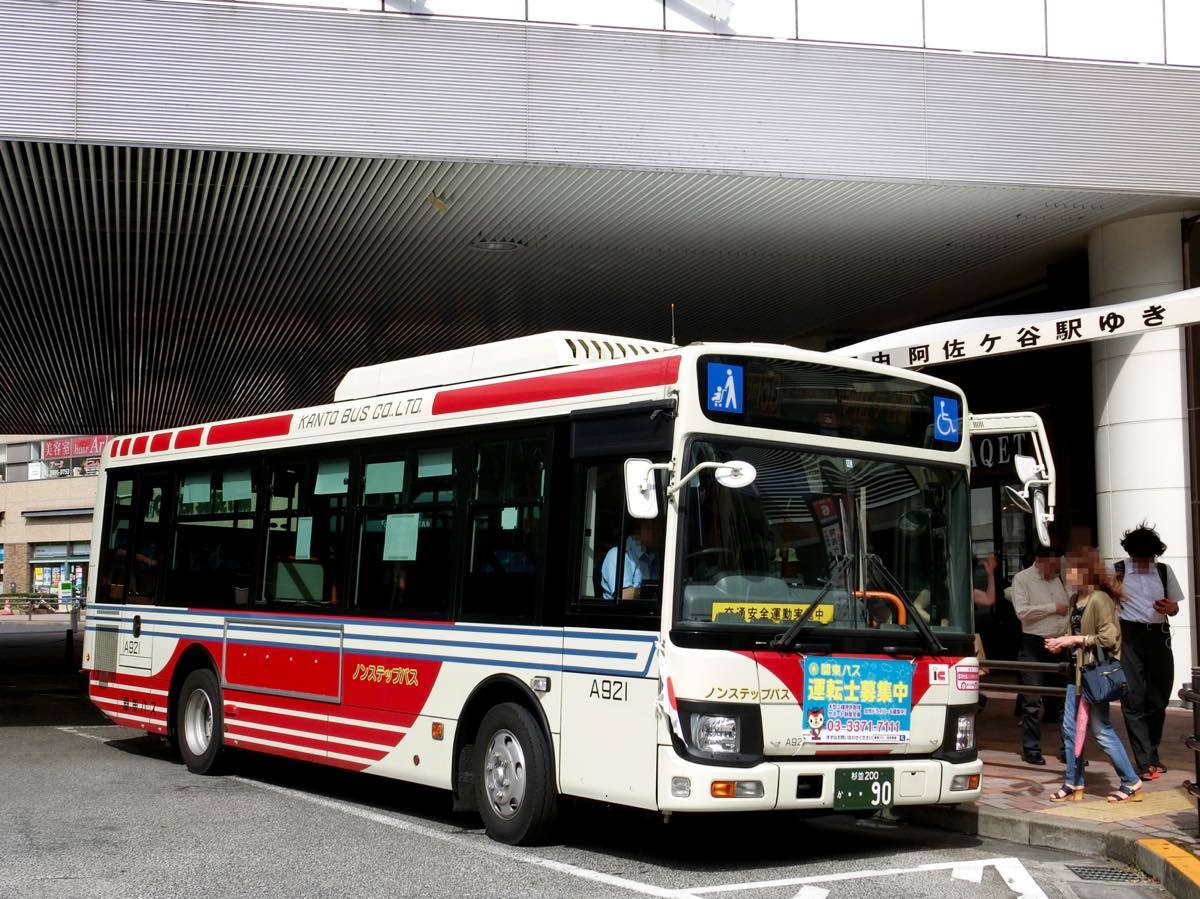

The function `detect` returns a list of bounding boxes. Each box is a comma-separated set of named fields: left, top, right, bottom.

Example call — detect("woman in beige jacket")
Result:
left=1044, top=547, right=1141, bottom=803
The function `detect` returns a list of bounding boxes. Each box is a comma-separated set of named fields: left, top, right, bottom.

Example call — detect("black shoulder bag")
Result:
left=1081, top=641, right=1128, bottom=704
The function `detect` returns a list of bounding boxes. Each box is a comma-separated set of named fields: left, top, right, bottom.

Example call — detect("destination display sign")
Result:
left=697, top=355, right=963, bottom=450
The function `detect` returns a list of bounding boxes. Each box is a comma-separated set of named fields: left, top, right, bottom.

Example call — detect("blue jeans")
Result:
left=1062, top=684, right=1140, bottom=788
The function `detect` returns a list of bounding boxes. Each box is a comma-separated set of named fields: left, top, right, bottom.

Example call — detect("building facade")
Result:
left=0, top=436, right=107, bottom=597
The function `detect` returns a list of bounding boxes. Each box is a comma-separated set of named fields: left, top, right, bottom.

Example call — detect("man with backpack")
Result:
left=1115, top=523, right=1184, bottom=781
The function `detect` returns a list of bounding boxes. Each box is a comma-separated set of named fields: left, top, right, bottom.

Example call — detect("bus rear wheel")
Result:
left=178, top=668, right=225, bottom=775
left=474, top=702, right=559, bottom=845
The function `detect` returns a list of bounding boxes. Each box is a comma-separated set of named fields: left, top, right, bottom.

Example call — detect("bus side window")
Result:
left=169, top=466, right=258, bottom=609
left=461, top=437, right=547, bottom=621
left=262, top=458, right=348, bottom=610
left=128, top=475, right=168, bottom=604
left=354, top=447, right=456, bottom=620
left=98, top=478, right=135, bottom=602
left=573, top=459, right=665, bottom=617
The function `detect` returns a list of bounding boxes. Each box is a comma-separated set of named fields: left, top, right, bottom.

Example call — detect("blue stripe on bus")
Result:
left=345, top=633, right=635, bottom=660
left=563, top=665, right=655, bottom=678
left=88, top=604, right=657, bottom=644
left=227, top=623, right=340, bottom=640
left=88, top=627, right=644, bottom=665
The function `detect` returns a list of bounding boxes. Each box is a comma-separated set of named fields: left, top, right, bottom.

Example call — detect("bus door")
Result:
left=558, top=408, right=672, bottom=809
left=106, top=473, right=167, bottom=678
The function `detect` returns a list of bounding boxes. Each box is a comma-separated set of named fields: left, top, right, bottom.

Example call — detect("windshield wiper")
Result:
left=770, top=556, right=852, bottom=652
left=866, top=553, right=946, bottom=654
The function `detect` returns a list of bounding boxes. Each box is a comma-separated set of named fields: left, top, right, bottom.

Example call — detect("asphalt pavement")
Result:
left=0, top=656, right=1171, bottom=898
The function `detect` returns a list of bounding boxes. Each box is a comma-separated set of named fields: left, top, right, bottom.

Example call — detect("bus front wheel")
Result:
left=178, top=668, right=225, bottom=775
left=474, top=702, right=559, bottom=845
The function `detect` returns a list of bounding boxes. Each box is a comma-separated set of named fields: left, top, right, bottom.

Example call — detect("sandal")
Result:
left=1107, top=784, right=1143, bottom=803
left=1050, top=784, right=1084, bottom=802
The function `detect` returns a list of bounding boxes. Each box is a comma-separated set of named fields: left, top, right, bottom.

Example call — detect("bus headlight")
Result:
left=954, top=713, right=975, bottom=752
left=692, top=715, right=740, bottom=754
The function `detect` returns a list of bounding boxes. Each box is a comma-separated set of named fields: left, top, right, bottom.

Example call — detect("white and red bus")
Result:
left=83, top=333, right=1054, bottom=844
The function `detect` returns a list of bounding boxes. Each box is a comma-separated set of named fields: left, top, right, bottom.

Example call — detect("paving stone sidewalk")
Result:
left=972, top=689, right=1200, bottom=853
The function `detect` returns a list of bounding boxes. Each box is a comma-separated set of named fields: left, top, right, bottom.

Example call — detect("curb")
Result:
left=897, top=804, right=1200, bottom=899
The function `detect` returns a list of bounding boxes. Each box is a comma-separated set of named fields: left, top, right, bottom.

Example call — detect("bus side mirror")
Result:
left=1014, top=453, right=1041, bottom=485
left=1012, top=454, right=1053, bottom=545
left=1032, top=489, right=1052, bottom=546
left=624, top=458, right=660, bottom=520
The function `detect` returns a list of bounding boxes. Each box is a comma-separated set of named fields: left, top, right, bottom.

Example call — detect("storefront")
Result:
left=28, top=542, right=89, bottom=600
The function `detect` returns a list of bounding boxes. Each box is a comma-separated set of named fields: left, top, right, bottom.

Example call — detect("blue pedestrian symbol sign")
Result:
left=707, top=363, right=743, bottom=413
left=932, top=395, right=959, bottom=443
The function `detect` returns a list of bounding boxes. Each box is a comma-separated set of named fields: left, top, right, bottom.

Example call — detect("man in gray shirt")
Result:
left=1012, top=546, right=1068, bottom=765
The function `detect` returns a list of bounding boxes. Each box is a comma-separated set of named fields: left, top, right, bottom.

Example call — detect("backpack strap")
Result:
left=1157, top=562, right=1169, bottom=595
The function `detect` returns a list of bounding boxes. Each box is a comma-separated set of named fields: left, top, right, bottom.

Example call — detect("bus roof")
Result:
left=334, top=331, right=676, bottom=401
left=102, top=336, right=967, bottom=466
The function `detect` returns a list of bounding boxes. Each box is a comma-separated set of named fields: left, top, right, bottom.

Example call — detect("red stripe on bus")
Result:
left=225, top=721, right=331, bottom=755
left=207, top=414, right=293, bottom=445
left=150, top=432, right=171, bottom=452
left=174, top=427, right=204, bottom=449
left=118, top=438, right=131, bottom=456
left=431, top=356, right=681, bottom=415
left=325, top=719, right=409, bottom=747
left=222, top=735, right=370, bottom=772
left=131, top=435, right=149, bottom=455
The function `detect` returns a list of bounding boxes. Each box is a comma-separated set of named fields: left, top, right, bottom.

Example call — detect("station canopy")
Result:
left=0, top=139, right=1193, bottom=433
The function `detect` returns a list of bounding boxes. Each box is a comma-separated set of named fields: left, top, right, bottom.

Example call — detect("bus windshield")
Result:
left=676, top=439, right=972, bottom=637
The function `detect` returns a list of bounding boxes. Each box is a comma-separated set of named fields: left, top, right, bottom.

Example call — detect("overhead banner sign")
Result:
left=835, top=286, right=1200, bottom=369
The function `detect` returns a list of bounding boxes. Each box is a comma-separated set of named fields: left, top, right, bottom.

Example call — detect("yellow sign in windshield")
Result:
left=711, top=602, right=836, bottom=625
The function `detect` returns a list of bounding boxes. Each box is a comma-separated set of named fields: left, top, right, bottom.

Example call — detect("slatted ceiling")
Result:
left=0, top=139, right=1166, bottom=434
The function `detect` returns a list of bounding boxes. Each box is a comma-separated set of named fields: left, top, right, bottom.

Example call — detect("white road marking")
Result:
left=233, top=776, right=701, bottom=899
left=689, top=857, right=1048, bottom=898
left=56, top=725, right=1051, bottom=899
left=952, top=861, right=986, bottom=883
left=55, top=725, right=114, bottom=743
left=792, top=887, right=829, bottom=899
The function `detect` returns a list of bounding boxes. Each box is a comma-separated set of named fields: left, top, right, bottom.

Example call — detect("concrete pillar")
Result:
left=1089, top=211, right=1195, bottom=694
left=6, top=541, right=31, bottom=593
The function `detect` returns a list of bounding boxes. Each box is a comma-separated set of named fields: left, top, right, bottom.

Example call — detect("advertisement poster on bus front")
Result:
left=801, top=657, right=914, bottom=743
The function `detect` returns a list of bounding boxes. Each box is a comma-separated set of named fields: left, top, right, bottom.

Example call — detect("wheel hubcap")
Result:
left=484, top=728, right=526, bottom=820
left=183, top=688, right=214, bottom=757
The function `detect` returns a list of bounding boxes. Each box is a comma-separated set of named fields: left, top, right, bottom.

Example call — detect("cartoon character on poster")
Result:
left=807, top=706, right=825, bottom=741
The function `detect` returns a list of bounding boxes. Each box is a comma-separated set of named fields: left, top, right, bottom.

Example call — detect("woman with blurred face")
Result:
left=1045, top=547, right=1141, bottom=803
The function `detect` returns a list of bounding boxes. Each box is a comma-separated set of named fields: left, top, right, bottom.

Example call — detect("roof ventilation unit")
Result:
left=334, top=331, right=675, bottom=401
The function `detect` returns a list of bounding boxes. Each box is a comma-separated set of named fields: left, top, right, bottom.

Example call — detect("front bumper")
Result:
left=657, top=747, right=983, bottom=812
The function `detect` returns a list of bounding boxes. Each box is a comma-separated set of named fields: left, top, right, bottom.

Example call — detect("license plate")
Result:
left=832, top=767, right=894, bottom=810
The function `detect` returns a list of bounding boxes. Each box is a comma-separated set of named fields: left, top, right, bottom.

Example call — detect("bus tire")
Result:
left=474, top=702, right=559, bottom=845
left=177, top=668, right=225, bottom=775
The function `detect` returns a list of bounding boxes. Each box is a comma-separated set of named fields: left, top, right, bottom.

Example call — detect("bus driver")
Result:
left=601, top=518, right=664, bottom=601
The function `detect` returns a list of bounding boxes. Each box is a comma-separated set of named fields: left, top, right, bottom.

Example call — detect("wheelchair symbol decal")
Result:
left=932, top=396, right=959, bottom=443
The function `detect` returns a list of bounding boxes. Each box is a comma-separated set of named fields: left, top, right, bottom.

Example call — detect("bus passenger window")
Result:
left=355, top=448, right=456, bottom=619
left=574, top=460, right=665, bottom=615
left=98, top=478, right=134, bottom=602
left=462, top=438, right=547, bottom=620
left=262, top=458, right=348, bottom=609
left=169, top=467, right=258, bottom=609
left=128, top=477, right=167, bottom=603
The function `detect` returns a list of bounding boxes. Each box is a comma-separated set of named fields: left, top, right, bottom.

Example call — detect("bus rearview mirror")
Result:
left=1014, top=453, right=1041, bottom=486
left=624, top=458, right=659, bottom=520
left=1003, top=485, right=1032, bottom=514
left=714, top=461, right=756, bottom=490
left=1032, top=489, right=1052, bottom=547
